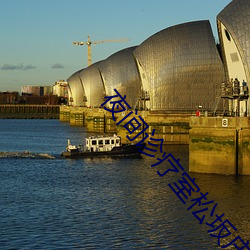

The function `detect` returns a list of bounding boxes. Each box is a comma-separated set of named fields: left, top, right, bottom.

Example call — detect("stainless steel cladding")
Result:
left=68, top=21, right=227, bottom=112
left=79, top=61, right=105, bottom=108
left=99, top=46, right=141, bottom=108
left=217, top=0, right=250, bottom=87
left=133, top=20, right=225, bottom=112
left=67, top=69, right=85, bottom=106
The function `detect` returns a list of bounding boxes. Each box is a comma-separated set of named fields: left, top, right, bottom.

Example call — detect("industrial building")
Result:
left=67, top=0, right=249, bottom=116
left=52, top=80, right=68, bottom=98
left=0, top=92, right=19, bottom=104
left=21, top=86, right=53, bottom=96
left=20, top=83, right=68, bottom=105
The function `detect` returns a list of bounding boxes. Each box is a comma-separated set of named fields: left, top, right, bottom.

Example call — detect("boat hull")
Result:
left=62, top=143, right=146, bottom=159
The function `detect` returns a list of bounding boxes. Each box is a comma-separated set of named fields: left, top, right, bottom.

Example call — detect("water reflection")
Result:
left=191, top=172, right=250, bottom=242
left=0, top=120, right=249, bottom=249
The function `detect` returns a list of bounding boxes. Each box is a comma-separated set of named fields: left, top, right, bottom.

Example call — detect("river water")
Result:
left=0, top=119, right=249, bottom=249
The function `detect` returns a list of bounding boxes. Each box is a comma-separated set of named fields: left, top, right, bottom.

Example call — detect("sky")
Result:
left=0, top=0, right=232, bottom=92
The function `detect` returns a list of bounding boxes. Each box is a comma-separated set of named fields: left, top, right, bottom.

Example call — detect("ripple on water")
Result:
left=0, top=121, right=248, bottom=249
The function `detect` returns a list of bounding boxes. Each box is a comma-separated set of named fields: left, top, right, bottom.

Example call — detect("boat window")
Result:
left=111, top=139, right=114, bottom=144
left=105, top=140, right=110, bottom=144
left=116, top=139, right=120, bottom=144
left=98, top=140, right=103, bottom=145
left=92, top=140, right=97, bottom=145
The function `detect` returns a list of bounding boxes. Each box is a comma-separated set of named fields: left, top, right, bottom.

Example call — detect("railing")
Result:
left=0, top=104, right=60, bottom=119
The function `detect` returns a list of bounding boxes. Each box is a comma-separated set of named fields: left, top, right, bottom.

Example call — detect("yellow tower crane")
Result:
left=73, top=35, right=129, bottom=66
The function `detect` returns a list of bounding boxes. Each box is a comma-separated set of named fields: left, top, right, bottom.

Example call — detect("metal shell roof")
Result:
left=79, top=61, right=104, bottom=108
left=217, top=0, right=250, bottom=84
left=99, top=46, right=141, bottom=108
left=133, top=20, right=225, bottom=111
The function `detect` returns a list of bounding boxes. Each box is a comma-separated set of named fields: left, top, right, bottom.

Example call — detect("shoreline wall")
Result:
left=0, top=105, right=59, bottom=119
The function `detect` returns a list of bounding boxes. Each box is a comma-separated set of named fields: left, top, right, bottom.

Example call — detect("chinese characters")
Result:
left=102, top=89, right=249, bottom=249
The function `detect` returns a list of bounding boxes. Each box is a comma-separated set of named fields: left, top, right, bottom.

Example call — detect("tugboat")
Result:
left=61, top=134, right=146, bottom=159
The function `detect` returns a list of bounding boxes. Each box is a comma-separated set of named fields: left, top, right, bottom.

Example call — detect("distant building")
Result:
left=22, top=95, right=59, bottom=105
left=21, top=86, right=40, bottom=96
left=21, top=86, right=53, bottom=96
left=43, top=86, right=53, bottom=96
left=20, top=85, right=59, bottom=105
left=52, top=80, right=68, bottom=98
left=0, top=92, right=19, bottom=104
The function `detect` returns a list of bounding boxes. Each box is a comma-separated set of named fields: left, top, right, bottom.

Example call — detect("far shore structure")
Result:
left=62, top=0, right=250, bottom=175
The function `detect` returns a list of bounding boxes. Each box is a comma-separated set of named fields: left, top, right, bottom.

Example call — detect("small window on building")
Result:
left=230, top=52, right=239, bottom=62
left=105, top=140, right=110, bottom=144
left=225, top=29, right=231, bottom=42
left=92, top=140, right=97, bottom=145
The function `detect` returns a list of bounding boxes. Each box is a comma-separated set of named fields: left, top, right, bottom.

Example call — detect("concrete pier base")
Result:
left=189, top=117, right=250, bottom=175
left=60, top=106, right=250, bottom=175
left=59, top=106, right=190, bottom=144
left=59, top=106, right=71, bottom=122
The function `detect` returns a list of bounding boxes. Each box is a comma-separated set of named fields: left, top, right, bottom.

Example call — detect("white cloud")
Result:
left=51, top=63, right=64, bottom=69
left=1, top=63, right=36, bottom=70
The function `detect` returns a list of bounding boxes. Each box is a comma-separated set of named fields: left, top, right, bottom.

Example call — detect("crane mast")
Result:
left=73, top=35, right=129, bottom=66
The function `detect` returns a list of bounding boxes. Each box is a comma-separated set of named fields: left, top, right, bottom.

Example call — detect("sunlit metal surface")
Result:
left=99, top=46, right=141, bottom=108
left=217, top=0, right=250, bottom=115
left=217, top=0, right=250, bottom=83
left=67, top=21, right=227, bottom=112
left=133, top=20, right=225, bottom=112
left=67, top=69, right=86, bottom=106
left=79, top=61, right=104, bottom=108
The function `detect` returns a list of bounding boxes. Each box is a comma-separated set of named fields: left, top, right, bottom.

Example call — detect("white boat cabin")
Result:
left=85, top=134, right=121, bottom=152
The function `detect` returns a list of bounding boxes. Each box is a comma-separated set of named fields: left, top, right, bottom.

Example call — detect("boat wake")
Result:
left=0, top=151, right=55, bottom=159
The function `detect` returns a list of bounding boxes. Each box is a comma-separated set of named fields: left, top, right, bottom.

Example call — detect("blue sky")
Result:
left=0, top=0, right=232, bottom=92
